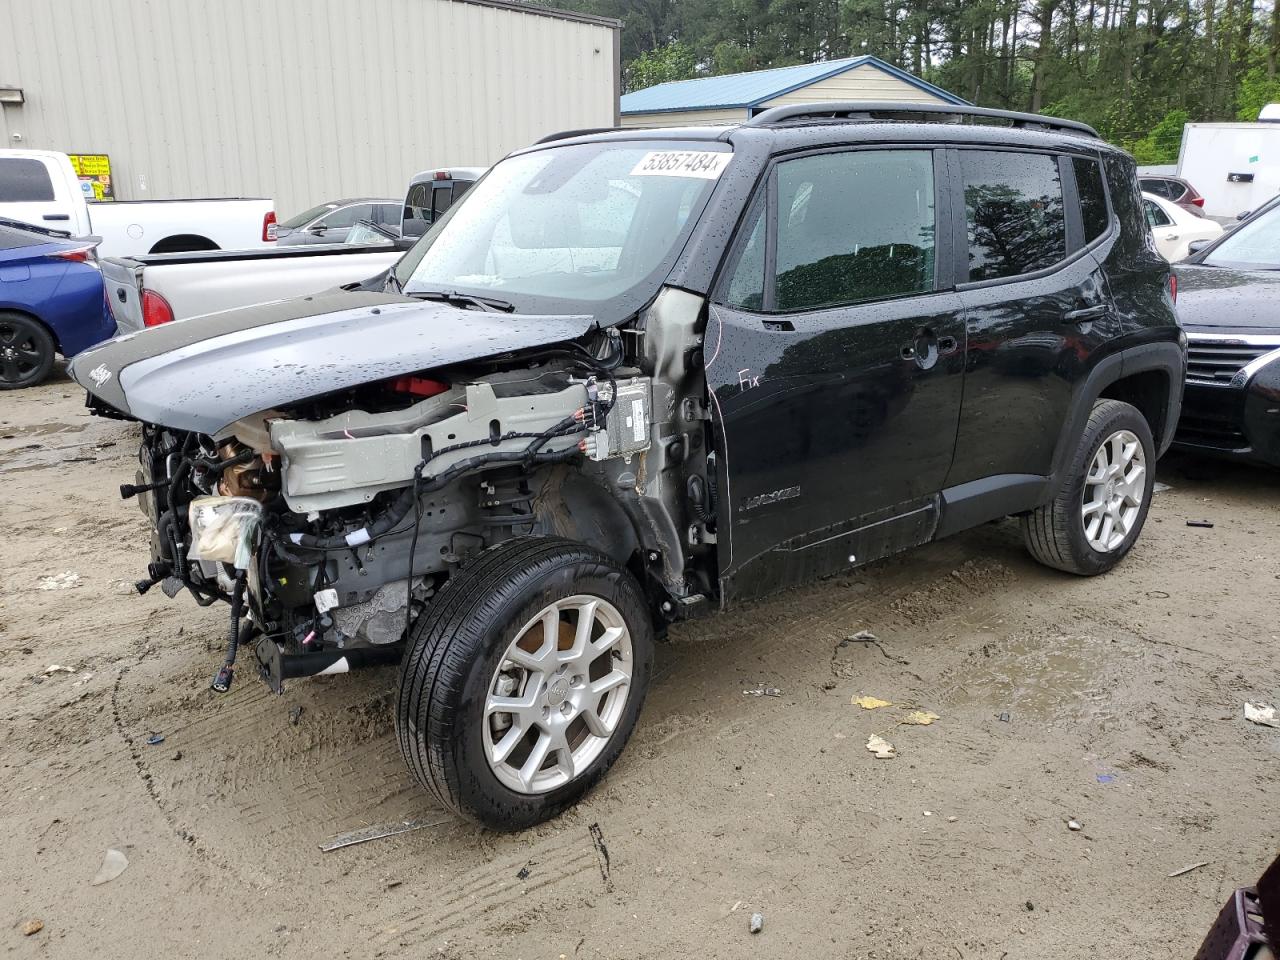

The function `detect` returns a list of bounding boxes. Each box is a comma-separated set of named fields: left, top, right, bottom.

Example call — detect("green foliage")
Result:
left=1236, top=67, right=1280, bottom=121
left=1128, top=110, right=1190, bottom=165
left=623, top=41, right=698, bottom=93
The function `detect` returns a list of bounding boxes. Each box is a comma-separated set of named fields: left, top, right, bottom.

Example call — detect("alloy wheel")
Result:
left=0, top=321, right=46, bottom=385
left=484, top=595, right=633, bottom=794
left=1081, top=428, right=1146, bottom=552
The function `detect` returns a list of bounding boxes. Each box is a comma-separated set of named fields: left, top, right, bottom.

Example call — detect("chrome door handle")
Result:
left=1064, top=304, right=1108, bottom=323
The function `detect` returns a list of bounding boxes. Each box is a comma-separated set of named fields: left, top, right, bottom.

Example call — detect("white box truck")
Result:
left=1177, top=123, right=1280, bottom=219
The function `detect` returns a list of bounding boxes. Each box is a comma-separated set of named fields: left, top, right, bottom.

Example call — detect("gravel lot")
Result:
left=3, top=370, right=1278, bottom=959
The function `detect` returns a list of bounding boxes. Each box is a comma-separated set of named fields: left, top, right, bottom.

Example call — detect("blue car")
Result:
left=0, top=217, right=117, bottom=389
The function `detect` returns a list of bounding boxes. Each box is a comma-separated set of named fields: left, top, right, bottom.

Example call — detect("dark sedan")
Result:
left=1173, top=195, right=1280, bottom=466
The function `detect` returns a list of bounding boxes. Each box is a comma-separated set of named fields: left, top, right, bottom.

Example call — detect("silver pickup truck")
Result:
left=102, top=167, right=483, bottom=330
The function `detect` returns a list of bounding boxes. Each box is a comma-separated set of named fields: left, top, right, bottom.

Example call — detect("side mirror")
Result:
left=393, top=235, right=417, bottom=252
left=1237, top=210, right=1251, bottom=221
left=1187, top=239, right=1212, bottom=255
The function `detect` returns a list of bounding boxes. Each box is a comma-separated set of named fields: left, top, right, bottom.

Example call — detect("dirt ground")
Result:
left=3, top=369, right=1278, bottom=960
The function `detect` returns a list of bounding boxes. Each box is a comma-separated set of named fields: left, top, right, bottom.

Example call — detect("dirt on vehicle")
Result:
left=3, top=373, right=1278, bottom=958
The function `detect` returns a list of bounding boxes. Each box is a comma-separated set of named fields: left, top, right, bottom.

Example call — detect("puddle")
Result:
left=945, top=631, right=1123, bottom=724
left=0, top=419, right=135, bottom=474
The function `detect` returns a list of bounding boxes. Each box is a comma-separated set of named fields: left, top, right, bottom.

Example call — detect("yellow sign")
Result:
left=68, top=153, right=115, bottom=201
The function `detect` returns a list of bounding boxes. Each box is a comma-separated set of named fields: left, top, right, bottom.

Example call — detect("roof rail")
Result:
left=744, top=101, right=1099, bottom=138
left=534, top=127, right=622, bottom=144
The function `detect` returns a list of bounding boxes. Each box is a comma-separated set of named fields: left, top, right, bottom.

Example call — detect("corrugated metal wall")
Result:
left=0, top=0, right=618, bottom=216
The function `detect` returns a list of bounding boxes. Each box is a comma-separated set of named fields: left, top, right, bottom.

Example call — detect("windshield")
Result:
left=394, top=141, right=731, bottom=316
left=281, top=202, right=340, bottom=229
left=1203, top=197, right=1280, bottom=269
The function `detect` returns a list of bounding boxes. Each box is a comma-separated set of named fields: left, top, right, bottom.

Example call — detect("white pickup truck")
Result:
left=0, top=149, right=276, bottom=257
left=99, top=166, right=483, bottom=330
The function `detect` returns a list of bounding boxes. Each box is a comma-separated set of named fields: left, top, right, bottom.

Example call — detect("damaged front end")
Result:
left=73, top=287, right=717, bottom=694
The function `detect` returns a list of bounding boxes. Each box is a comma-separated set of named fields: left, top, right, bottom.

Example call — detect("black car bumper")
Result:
left=1173, top=340, right=1280, bottom=466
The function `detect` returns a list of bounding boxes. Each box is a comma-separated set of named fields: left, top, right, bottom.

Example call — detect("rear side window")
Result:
left=1144, top=199, right=1173, bottom=227
left=405, top=182, right=432, bottom=227
left=0, top=159, right=56, bottom=202
left=961, top=150, right=1066, bottom=281
left=375, top=203, right=400, bottom=225
left=1073, top=158, right=1110, bottom=242
left=772, top=150, right=935, bottom=311
left=431, top=184, right=455, bottom=219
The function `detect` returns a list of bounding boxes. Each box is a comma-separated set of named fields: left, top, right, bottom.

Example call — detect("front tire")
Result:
left=396, top=537, right=654, bottom=830
left=0, top=312, right=55, bottom=390
left=1022, top=399, right=1155, bottom=575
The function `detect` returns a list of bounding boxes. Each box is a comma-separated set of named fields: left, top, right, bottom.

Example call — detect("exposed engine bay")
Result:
left=110, top=288, right=718, bottom=693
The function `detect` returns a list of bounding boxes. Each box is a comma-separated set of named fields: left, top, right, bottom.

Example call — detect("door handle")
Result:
left=1063, top=304, right=1108, bottom=323
left=42, top=214, right=70, bottom=221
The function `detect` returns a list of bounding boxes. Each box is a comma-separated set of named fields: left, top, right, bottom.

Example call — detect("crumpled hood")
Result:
left=1174, top=264, right=1280, bottom=334
left=69, top=289, right=595, bottom=435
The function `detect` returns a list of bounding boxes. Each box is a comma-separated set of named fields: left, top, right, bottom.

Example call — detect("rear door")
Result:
left=0, top=154, right=78, bottom=230
left=946, top=148, right=1115, bottom=487
left=707, top=146, right=967, bottom=600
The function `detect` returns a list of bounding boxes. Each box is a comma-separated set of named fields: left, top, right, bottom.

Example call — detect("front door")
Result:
left=707, top=147, right=966, bottom=601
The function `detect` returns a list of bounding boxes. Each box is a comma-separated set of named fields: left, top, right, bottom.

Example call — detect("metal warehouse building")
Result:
left=620, top=55, right=965, bottom=128
left=0, top=0, right=620, bottom=216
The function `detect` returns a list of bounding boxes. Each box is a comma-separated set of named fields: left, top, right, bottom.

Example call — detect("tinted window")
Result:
left=773, top=150, right=935, bottom=311
left=431, top=185, right=454, bottom=219
left=1144, top=199, right=1172, bottom=228
left=375, top=203, right=400, bottom=225
left=724, top=203, right=765, bottom=310
left=404, top=182, right=432, bottom=229
left=961, top=151, right=1066, bottom=281
left=0, top=159, right=56, bottom=202
left=1164, top=180, right=1188, bottom=201
left=318, top=203, right=369, bottom=229
left=1073, top=157, right=1110, bottom=242
left=282, top=202, right=339, bottom=229
left=0, top=223, right=48, bottom=249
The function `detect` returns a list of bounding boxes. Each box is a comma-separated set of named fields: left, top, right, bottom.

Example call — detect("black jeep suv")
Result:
left=70, top=102, right=1184, bottom=829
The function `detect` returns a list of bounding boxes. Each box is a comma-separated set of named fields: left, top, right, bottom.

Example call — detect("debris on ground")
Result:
left=21, top=920, right=43, bottom=936
left=37, top=571, right=82, bottom=590
left=145, top=733, right=165, bottom=746
left=516, top=862, right=533, bottom=881
left=1067, top=819, right=1083, bottom=832
left=866, top=734, right=897, bottom=759
left=91, top=848, right=129, bottom=885
left=71, top=672, right=94, bottom=687
left=1186, top=519, right=1214, bottom=528
left=742, top=685, right=782, bottom=697
left=848, top=630, right=877, bottom=642
left=319, top=817, right=449, bottom=852
left=946, top=816, right=958, bottom=823
left=289, top=705, right=304, bottom=725
left=1153, top=481, right=1172, bottom=493
left=902, top=710, right=940, bottom=726
left=852, top=695, right=892, bottom=710
left=43, top=664, right=76, bottom=675
left=1168, top=861, right=1210, bottom=878
left=749, top=913, right=764, bottom=934
left=1244, top=703, right=1279, bottom=728
left=996, top=711, right=1011, bottom=722
left=1096, top=773, right=1116, bottom=784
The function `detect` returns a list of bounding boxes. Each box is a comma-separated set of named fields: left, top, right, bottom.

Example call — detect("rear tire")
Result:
left=396, top=537, right=653, bottom=830
left=1022, top=399, right=1155, bottom=575
left=0, top=312, right=55, bottom=390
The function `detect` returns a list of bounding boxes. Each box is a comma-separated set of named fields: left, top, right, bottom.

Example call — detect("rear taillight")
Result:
left=52, top=244, right=99, bottom=263
left=1190, top=196, right=1205, bottom=207
left=1169, top=274, right=1178, bottom=303
left=142, top=289, right=175, bottom=327
left=263, top=211, right=278, bottom=242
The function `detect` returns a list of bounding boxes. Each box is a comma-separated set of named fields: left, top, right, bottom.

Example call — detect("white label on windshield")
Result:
left=630, top=150, right=731, bottom=180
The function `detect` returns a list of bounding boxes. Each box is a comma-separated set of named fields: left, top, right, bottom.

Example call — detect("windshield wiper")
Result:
left=410, top=289, right=515, bottom=313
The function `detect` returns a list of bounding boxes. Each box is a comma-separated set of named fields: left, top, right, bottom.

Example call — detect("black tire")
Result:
left=396, top=536, right=654, bottom=830
left=0, top=312, right=56, bottom=390
left=1022, top=398, right=1156, bottom=575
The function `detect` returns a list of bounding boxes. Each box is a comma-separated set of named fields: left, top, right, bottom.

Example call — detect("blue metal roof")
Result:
left=620, top=55, right=967, bottom=115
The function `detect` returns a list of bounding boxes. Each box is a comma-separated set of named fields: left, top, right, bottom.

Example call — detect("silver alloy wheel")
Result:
left=1081, top=428, right=1146, bottom=552
left=484, top=595, right=633, bottom=795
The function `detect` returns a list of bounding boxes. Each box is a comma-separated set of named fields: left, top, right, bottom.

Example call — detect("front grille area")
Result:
left=1186, top=338, right=1279, bottom=385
